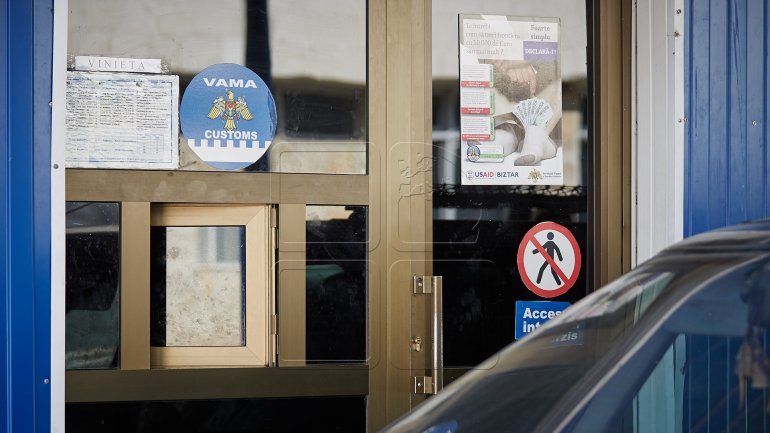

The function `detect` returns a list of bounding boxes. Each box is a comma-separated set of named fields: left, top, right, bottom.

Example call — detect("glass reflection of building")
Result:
left=68, top=0, right=367, bottom=174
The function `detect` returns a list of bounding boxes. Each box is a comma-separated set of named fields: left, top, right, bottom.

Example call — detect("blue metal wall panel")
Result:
left=727, top=0, right=748, bottom=225
left=5, top=0, right=37, bottom=429
left=0, top=0, right=9, bottom=426
left=685, top=0, right=770, bottom=236
left=746, top=0, right=766, bottom=220
left=685, top=3, right=769, bottom=431
left=1, top=0, right=53, bottom=431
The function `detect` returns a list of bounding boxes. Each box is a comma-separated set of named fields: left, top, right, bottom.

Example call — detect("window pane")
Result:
left=564, top=259, right=770, bottom=433
left=567, top=333, right=770, bottom=433
left=151, top=226, right=246, bottom=347
left=67, top=0, right=366, bottom=174
left=66, top=202, right=121, bottom=370
left=306, top=205, right=367, bottom=363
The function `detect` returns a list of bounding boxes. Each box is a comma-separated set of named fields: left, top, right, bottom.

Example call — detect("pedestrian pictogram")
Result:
left=517, top=222, right=581, bottom=298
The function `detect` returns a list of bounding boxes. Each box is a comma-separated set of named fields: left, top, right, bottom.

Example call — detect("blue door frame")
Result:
left=1, top=0, right=53, bottom=431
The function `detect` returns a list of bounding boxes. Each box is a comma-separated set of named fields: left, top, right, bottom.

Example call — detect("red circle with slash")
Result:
left=517, top=222, right=582, bottom=298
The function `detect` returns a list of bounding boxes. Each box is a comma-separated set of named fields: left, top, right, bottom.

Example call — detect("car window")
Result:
left=562, top=258, right=770, bottom=433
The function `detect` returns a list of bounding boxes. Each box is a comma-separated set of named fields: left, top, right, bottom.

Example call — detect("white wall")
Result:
left=632, top=0, right=685, bottom=265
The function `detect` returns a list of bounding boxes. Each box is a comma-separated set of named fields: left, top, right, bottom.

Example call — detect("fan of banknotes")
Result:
left=512, top=97, right=553, bottom=127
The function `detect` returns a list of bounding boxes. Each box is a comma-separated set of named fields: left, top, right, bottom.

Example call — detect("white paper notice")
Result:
left=461, top=116, right=495, bottom=141
left=65, top=71, right=179, bottom=169
left=460, top=64, right=494, bottom=87
left=461, top=88, right=494, bottom=115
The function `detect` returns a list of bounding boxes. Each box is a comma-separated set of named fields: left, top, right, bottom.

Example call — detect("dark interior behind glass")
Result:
left=305, top=205, right=368, bottom=364
left=67, top=396, right=366, bottom=433
left=65, top=202, right=121, bottom=370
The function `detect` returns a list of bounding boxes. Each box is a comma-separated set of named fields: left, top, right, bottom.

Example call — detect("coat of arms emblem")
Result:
left=207, top=89, right=253, bottom=131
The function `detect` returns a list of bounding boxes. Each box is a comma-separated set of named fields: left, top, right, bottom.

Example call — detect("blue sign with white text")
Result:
left=515, top=301, right=571, bottom=339
left=180, top=63, right=277, bottom=170
left=421, top=420, right=459, bottom=433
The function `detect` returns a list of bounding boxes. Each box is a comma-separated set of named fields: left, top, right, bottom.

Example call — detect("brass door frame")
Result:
left=590, top=0, right=633, bottom=286
left=370, top=0, right=434, bottom=427
left=149, top=205, right=272, bottom=368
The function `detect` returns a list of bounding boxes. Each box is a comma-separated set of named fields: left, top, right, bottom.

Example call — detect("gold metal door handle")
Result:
left=412, top=275, right=443, bottom=394
left=432, top=276, right=443, bottom=393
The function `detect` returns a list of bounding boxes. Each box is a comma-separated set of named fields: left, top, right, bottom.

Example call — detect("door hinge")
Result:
left=413, top=376, right=436, bottom=395
left=270, top=206, right=278, bottom=248
left=269, top=206, right=278, bottom=227
left=413, top=275, right=441, bottom=294
left=269, top=314, right=278, bottom=367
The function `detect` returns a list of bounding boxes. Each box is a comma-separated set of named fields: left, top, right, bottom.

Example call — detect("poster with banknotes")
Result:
left=459, top=14, right=563, bottom=185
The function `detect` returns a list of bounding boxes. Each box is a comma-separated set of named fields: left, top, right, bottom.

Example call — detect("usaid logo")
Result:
left=180, top=63, right=277, bottom=171
left=473, top=171, right=495, bottom=178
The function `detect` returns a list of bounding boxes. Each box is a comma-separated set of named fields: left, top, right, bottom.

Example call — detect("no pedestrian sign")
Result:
left=517, top=222, right=581, bottom=298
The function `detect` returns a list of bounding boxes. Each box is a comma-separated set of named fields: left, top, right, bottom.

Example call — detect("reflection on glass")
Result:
left=306, top=205, right=367, bottom=363
left=432, top=1, right=590, bottom=367
left=151, top=226, right=246, bottom=347
left=66, top=202, right=120, bottom=370
left=67, top=0, right=367, bottom=174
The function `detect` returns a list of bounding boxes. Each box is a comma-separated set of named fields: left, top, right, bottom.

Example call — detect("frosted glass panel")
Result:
left=151, top=226, right=246, bottom=347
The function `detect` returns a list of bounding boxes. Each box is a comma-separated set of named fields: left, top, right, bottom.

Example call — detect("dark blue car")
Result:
left=381, top=221, right=770, bottom=433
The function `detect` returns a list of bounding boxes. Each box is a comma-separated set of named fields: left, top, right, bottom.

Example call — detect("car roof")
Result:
left=658, top=219, right=770, bottom=253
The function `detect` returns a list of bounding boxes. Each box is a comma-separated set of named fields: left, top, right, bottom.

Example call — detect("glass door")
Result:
left=390, top=0, right=629, bottom=418
left=432, top=1, right=591, bottom=374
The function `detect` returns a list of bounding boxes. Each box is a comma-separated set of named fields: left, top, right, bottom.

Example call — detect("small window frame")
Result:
left=149, top=204, right=273, bottom=368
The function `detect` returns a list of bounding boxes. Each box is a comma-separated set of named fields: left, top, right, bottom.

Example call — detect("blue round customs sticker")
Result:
left=180, top=63, right=277, bottom=170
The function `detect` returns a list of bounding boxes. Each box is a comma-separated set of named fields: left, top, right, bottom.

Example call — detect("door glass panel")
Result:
left=151, top=226, right=246, bottom=347
left=66, top=202, right=121, bottom=370
left=306, top=205, right=368, bottom=363
left=66, top=396, right=367, bottom=433
left=66, top=0, right=367, bottom=174
left=432, top=1, right=590, bottom=367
